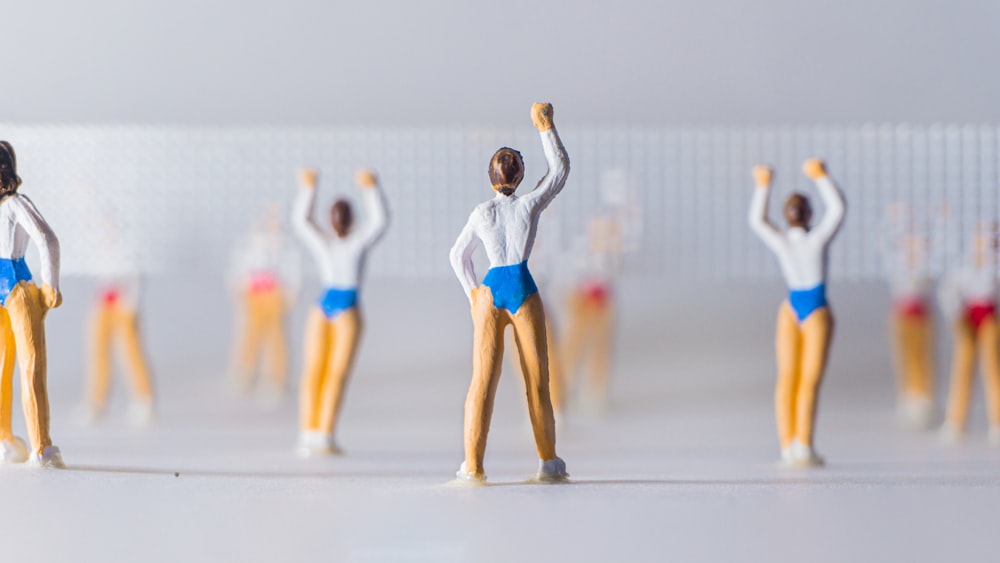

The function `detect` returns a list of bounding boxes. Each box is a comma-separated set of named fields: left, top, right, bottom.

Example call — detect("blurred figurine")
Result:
left=748, top=159, right=846, bottom=467
left=882, top=208, right=936, bottom=429
left=228, top=206, right=299, bottom=400
left=0, top=141, right=64, bottom=468
left=292, top=168, right=388, bottom=456
left=449, top=102, right=570, bottom=483
left=560, top=213, right=623, bottom=415
left=938, top=224, right=1000, bottom=444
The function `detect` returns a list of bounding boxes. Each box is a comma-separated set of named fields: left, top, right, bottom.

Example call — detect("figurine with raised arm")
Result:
left=748, top=160, right=846, bottom=467
left=292, top=168, right=388, bottom=456
left=938, top=224, right=1000, bottom=444
left=449, top=102, right=570, bottom=483
left=0, top=141, right=63, bottom=468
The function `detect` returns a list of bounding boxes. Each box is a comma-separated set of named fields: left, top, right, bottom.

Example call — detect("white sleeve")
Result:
left=359, top=182, right=390, bottom=248
left=520, top=128, right=571, bottom=214
left=290, top=186, right=329, bottom=263
left=11, top=195, right=59, bottom=291
left=449, top=212, right=482, bottom=300
left=747, top=186, right=783, bottom=252
left=811, top=175, right=846, bottom=243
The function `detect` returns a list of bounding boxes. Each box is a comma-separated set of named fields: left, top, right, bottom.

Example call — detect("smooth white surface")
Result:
left=1, top=277, right=998, bottom=562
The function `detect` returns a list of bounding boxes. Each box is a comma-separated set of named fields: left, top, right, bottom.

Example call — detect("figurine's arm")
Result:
left=804, top=160, right=846, bottom=243
left=291, top=169, right=329, bottom=259
left=355, top=170, right=390, bottom=247
left=747, top=165, right=783, bottom=250
left=449, top=213, right=482, bottom=301
left=12, top=195, right=60, bottom=300
left=521, top=103, right=570, bottom=214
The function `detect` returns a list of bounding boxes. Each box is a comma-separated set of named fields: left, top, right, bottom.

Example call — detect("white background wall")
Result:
left=5, top=0, right=1000, bottom=125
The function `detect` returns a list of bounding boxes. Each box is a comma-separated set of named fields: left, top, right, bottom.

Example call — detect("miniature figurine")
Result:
left=85, top=274, right=155, bottom=425
left=883, top=213, right=936, bottom=429
left=292, top=168, right=388, bottom=456
left=449, top=102, right=570, bottom=482
left=938, top=224, right=1000, bottom=443
left=560, top=213, right=623, bottom=415
left=748, top=159, right=846, bottom=467
left=0, top=141, right=64, bottom=468
left=228, top=207, right=299, bottom=399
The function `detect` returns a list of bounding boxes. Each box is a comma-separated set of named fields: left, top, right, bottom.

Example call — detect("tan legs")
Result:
left=118, top=308, right=154, bottom=401
left=0, top=309, right=15, bottom=442
left=316, top=308, right=362, bottom=436
left=299, top=307, right=330, bottom=432
left=462, top=289, right=562, bottom=479
left=977, top=318, right=1000, bottom=426
left=87, top=300, right=154, bottom=414
left=944, top=318, right=977, bottom=429
left=5, top=282, right=52, bottom=455
left=236, top=289, right=288, bottom=391
left=463, top=289, right=505, bottom=478
left=88, top=300, right=114, bottom=412
left=890, top=312, right=934, bottom=400
left=560, top=291, right=614, bottom=410
left=774, top=302, right=834, bottom=454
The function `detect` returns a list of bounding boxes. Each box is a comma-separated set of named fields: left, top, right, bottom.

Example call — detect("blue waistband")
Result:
left=788, top=283, right=827, bottom=323
left=482, top=261, right=538, bottom=314
left=318, top=287, right=358, bottom=319
left=0, top=257, right=31, bottom=306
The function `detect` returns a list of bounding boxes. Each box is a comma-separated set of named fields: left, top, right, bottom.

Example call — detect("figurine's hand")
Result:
left=355, top=169, right=378, bottom=189
left=469, top=286, right=483, bottom=306
left=752, top=165, right=773, bottom=188
left=299, top=169, right=319, bottom=189
left=802, top=158, right=828, bottom=180
left=41, top=284, right=62, bottom=309
left=531, top=102, right=554, bottom=131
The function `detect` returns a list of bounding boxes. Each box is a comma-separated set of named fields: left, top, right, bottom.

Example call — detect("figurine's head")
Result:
left=784, top=193, right=812, bottom=229
left=0, top=141, right=21, bottom=196
left=489, top=147, right=524, bottom=196
left=330, top=199, right=353, bottom=238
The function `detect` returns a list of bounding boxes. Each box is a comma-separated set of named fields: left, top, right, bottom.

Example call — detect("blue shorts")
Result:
left=0, top=257, right=31, bottom=306
left=788, top=283, right=828, bottom=323
left=482, top=261, right=538, bottom=314
left=318, top=287, right=358, bottom=319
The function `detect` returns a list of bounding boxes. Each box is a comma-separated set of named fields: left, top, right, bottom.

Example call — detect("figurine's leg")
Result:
left=560, top=293, right=588, bottom=403
left=299, top=307, right=331, bottom=431
left=909, top=314, right=935, bottom=399
left=544, top=311, right=565, bottom=414
left=511, top=293, right=558, bottom=462
left=774, top=301, right=802, bottom=449
left=317, top=307, right=363, bottom=438
left=944, top=318, right=976, bottom=430
left=977, top=317, right=1000, bottom=427
left=88, top=301, right=113, bottom=414
left=5, top=283, right=52, bottom=454
left=264, top=292, right=288, bottom=391
left=889, top=311, right=908, bottom=397
left=237, top=292, right=266, bottom=390
left=587, top=298, right=613, bottom=402
left=794, top=307, right=833, bottom=448
left=463, top=291, right=505, bottom=478
left=0, top=309, right=15, bottom=441
left=118, top=306, right=154, bottom=404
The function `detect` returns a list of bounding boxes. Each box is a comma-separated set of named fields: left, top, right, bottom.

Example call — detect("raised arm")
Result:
left=354, top=169, right=390, bottom=247
left=449, top=212, right=482, bottom=302
left=747, top=165, right=783, bottom=251
left=290, top=169, right=329, bottom=259
left=520, top=103, right=570, bottom=213
left=804, top=159, right=846, bottom=243
left=10, top=195, right=61, bottom=307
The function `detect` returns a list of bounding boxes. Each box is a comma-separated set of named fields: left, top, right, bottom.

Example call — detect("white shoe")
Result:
left=897, top=396, right=936, bottom=430
left=454, top=461, right=487, bottom=483
left=779, top=445, right=795, bottom=466
left=0, top=437, right=28, bottom=463
left=27, top=445, right=65, bottom=469
left=781, top=439, right=824, bottom=467
left=535, top=457, right=569, bottom=482
left=296, top=431, right=341, bottom=457
left=939, top=421, right=963, bottom=444
left=128, top=399, right=155, bottom=427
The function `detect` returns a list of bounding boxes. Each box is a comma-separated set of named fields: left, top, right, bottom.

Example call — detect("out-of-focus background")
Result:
left=3, top=2, right=1000, bottom=563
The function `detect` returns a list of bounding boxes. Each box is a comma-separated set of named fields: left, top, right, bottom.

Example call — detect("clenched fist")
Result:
left=355, top=169, right=378, bottom=189
left=299, top=168, right=319, bottom=189
left=802, top=159, right=827, bottom=180
left=752, top=165, right=773, bottom=188
left=531, top=102, right=554, bottom=131
left=41, top=284, right=61, bottom=309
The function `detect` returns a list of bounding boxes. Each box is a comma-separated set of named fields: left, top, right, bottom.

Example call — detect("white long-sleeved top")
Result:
left=228, top=229, right=301, bottom=298
left=748, top=176, right=846, bottom=290
left=938, top=264, right=998, bottom=318
left=450, top=128, right=571, bottom=298
left=291, top=182, right=389, bottom=289
left=0, top=193, right=59, bottom=292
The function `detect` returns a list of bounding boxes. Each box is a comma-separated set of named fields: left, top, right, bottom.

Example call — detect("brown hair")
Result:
left=784, top=192, right=812, bottom=229
left=488, top=147, right=524, bottom=196
left=330, top=199, right=353, bottom=238
left=0, top=141, right=21, bottom=195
